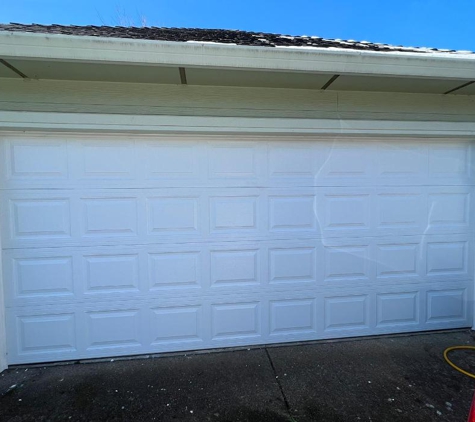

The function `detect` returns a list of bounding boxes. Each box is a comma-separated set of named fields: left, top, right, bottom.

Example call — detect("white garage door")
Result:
left=1, top=134, right=473, bottom=364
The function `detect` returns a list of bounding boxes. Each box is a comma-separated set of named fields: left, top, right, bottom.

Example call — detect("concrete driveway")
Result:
left=1, top=330, right=474, bottom=421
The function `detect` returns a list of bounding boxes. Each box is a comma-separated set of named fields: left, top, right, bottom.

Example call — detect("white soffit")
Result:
left=453, top=83, right=475, bottom=95
left=327, top=75, right=467, bottom=95
left=185, top=68, right=331, bottom=89
left=0, top=61, right=20, bottom=78
left=5, top=59, right=181, bottom=84
left=2, top=58, right=473, bottom=95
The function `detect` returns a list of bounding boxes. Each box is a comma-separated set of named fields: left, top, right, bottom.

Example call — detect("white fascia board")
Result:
left=1, top=111, right=475, bottom=136
left=0, top=31, right=474, bottom=80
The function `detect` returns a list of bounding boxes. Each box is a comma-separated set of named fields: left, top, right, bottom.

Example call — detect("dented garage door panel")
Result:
left=0, top=134, right=473, bottom=364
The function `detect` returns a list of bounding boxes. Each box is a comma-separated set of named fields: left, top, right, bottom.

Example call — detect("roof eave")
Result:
left=0, top=30, right=474, bottom=80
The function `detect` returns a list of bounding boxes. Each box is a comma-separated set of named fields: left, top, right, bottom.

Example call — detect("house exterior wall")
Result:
left=0, top=77, right=474, bottom=370
left=1, top=78, right=475, bottom=123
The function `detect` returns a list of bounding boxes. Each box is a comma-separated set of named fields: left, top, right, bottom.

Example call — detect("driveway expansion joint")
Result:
left=265, top=347, right=292, bottom=416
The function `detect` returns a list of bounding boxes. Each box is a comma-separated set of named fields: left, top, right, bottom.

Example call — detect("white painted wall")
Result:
left=1, top=78, right=475, bottom=123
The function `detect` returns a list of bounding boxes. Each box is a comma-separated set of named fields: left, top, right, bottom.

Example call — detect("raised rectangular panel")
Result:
left=17, top=313, right=76, bottom=354
left=427, top=289, right=466, bottom=323
left=84, top=254, right=139, bottom=293
left=151, top=306, right=202, bottom=344
left=147, top=197, right=199, bottom=234
left=7, top=140, right=68, bottom=179
left=82, top=198, right=137, bottom=236
left=208, top=144, right=257, bottom=178
left=145, top=143, right=198, bottom=179
left=427, top=241, right=467, bottom=276
left=377, top=292, right=418, bottom=326
left=86, top=310, right=141, bottom=349
left=269, top=248, right=316, bottom=284
left=149, top=252, right=200, bottom=289
left=324, top=245, right=369, bottom=281
left=377, top=194, right=422, bottom=230
left=376, top=244, right=419, bottom=279
left=210, top=250, right=259, bottom=286
left=429, top=144, right=469, bottom=178
left=211, top=302, right=260, bottom=339
left=428, top=193, right=469, bottom=228
left=11, top=199, right=70, bottom=238
left=377, top=144, right=426, bottom=177
left=78, top=141, right=135, bottom=178
left=270, top=299, right=316, bottom=335
left=268, top=145, right=315, bottom=177
left=269, top=195, right=316, bottom=232
left=323, top=194, right=370, bottom=231
left=13, top=257, right=73, bottom=297
left=324, top=295, right=368, bottom=331
left=322, top=145, right=371, bottom=178
left=210, top=196, right=258, bottom=232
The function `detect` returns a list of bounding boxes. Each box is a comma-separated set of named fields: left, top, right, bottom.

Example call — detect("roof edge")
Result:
left=1, top=30, right=474, bottom=80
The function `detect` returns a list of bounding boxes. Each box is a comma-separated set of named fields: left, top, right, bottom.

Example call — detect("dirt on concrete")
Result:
left=1, top=330, right=474, bottom=421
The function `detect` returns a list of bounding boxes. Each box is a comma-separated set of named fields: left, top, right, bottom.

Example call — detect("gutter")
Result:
left=0, top=31, right=474, bottom=80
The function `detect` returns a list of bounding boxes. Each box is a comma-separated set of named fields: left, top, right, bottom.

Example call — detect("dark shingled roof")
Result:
left=0, top=23, right=473, bottom=54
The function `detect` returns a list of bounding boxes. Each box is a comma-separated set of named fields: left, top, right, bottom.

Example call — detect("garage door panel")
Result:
left=83, top=253, right=141, bottom=294
left=207, top=141, right=264, bottom=181
left=428, top=142, right=472, bottom=179
left=150, top=304, right=204, bottom=346
left=149, top=250, right=203, bottom=291
left=209, top=194, right=260, bottom=234
left=9, top=255, right=75, bottom=299
left=73, top=139, right=137, bottom=181
left=426, top=287, right=469, bottom=325
left=2, top=134, right=474, bottom=365
left=7, top=196, right=72, bottom=241
left=269, top=193, right=317, bottom=233
left=3, top=136, right=474, bottom=190
left=376, top=291, right=420, bottom=328
left=376, top=143, right=428, bottom=180
left=319, top=142, right=375, bottom=182
left=5, top=279, right=472, bottom=364
left=6, top=307, right=80, bottom=363
left=375, top=242, right=421, bottom=280
left=0, top=138, right=69, bottom=183
left=141, top=140, right=203, bottom=182
left=269, top=298, right=317, bottom=337
left=3, top=234, right=472, bottom=309
left=323, top=294, right=372, bottom=334
left=81, top=196, right=139, bottom=237
left=427, top=186, right=472, bottom=233
left=267, top=142, right=321, bottom=185
left=376, top=188, right=426, bottom=235
left=425, top=236, right=471, bottom=279
left=319, top=189, right=372, bottom=237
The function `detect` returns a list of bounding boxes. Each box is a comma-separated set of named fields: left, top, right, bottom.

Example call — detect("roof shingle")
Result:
left=0, top=23, right=472, bottom=55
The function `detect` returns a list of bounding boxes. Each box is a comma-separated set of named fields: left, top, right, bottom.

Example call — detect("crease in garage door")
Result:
left=0, top=134, right=473, bottom=364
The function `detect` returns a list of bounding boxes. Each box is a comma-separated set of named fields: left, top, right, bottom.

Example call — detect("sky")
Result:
left=1, top=0, right=474, bottom=51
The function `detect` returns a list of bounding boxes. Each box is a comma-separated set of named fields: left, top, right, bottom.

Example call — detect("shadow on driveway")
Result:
left=1, top=330, right=474, bottom=421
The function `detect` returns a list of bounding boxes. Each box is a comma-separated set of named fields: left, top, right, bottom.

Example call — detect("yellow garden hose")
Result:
left=443, top=346, right=475, bottom=379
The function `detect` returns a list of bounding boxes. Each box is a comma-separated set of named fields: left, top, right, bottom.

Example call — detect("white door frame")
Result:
left=0, top=112, right=474, bottom=371
left=0, top=229, right=6, bottom=372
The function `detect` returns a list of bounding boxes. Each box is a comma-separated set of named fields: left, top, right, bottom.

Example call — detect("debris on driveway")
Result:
left=0, top=330, right=474, bottom=421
